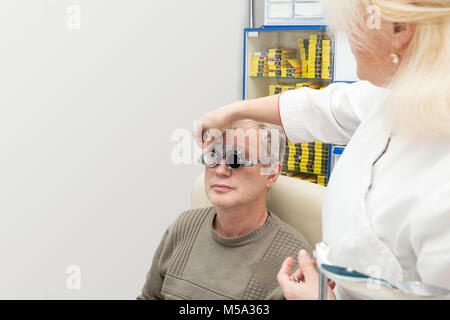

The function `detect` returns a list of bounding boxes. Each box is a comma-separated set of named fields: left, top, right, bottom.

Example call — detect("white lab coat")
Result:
left=278, top=81, right=450, bottom=299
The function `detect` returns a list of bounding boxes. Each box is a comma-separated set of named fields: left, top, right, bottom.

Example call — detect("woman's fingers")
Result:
left=328, top=280, right=336, bottom=289
left=291, top=265, right=304, bottom=282
left=277, top=252, right=337, bottom=300
left=193, top=120, right=205, bottom=148
left=194, top=118, right=217, bottom=150
left=193, top=104, right=235, bottom=149
left=277, top=257, right=310, bottom=300
left=297, top=250, right=317, bottom=280
left=296, top=249, right=335, bottom=290
left=194, top=120, right=218, bottom=153
left=277, top=250, right=337, bottom=300
left=202, top=136, right=215, bottom=153
left=277, top=257, right=295, bottom=289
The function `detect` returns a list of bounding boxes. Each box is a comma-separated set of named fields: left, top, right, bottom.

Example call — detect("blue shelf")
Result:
left=244, top=25, right=328, bottom=32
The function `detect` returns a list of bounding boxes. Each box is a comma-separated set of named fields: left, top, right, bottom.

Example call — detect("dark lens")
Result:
left=226, top=151, right=242, bottom=169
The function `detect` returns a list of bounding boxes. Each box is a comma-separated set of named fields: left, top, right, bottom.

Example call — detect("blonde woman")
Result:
left=194, top=0, right=450, bottom=299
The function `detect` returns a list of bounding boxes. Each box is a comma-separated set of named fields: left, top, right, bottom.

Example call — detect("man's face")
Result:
left=204, top=123, right=279, bottom=209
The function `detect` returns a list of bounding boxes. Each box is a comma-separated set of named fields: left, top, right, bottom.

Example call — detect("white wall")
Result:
left=253, top=0, right=266, bottom=28
left=334, top=32, right=359, bottom=82
left=0, top=0, right=248, bottom=299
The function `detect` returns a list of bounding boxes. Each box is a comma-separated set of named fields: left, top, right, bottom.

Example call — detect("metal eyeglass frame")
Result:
left=198, top=144, right=277, bottom=170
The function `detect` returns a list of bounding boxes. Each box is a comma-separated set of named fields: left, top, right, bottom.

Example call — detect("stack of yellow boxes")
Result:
left=281, top=59, right=302, bottom=78
left=251, top=51, right=268, bottom=77
left=270, top=82, right=324, bottom=97
left=298, top=33, right=332, bottom=79
left=269, top=84, right=296, bottom=95
left=315, top=35, right=325, bottom=79
left=300, top=142, right=315, bottom=174
left=282, top=142, right=302, bottom=173
left=296, top=82, right=310, bottom=89
left=282, top=142, right=315, bottom=174
left=307, top=34, right=318, bottom=78
left=321, top=40, right=332, bottom=79
left=295, top=82, right=324, bottom=90
left=298, top=38, right=308, bottom=77
left=317, top=175, right=328, bottom=186
left=309, top=34, right=325, bottom=79
left=314, top=142, right=330, bottom=186
left=281, top=84, right=296, bottom=92
left=268, top=48, right=296, bottom=77
left=269, top=84, right=283, bottom=96
left=282, top=171, right=318, bottom=183
left=281, top=141, right=330, bottom=186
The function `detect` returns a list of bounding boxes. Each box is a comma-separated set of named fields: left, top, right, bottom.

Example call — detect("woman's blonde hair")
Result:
left=320, top=0, right=450, bottom=142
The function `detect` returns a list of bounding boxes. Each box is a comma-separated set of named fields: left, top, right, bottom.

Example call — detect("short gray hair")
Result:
left=229, top=119, right=286, bottom=164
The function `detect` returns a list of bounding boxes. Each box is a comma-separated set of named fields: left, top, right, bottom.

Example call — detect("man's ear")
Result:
left=265, top=163, right=282, bottom=188
left=393, top=22, right=416, bottom=50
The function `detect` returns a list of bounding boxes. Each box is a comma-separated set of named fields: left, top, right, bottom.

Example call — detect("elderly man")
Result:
left=137, top=120, right=312, bottom=300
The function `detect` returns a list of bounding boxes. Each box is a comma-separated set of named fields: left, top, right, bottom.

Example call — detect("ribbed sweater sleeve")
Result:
left=136, top=208, right=211, bottom=300
left=137, top=227, right=173, bottom=300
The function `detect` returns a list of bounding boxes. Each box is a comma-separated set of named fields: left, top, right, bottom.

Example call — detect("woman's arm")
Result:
left=233, top=94, right=281, bottom=125
left=194, top=94, right=280, bottom=148
left=195, top=81, right=388, bottom=148
left=278, top=81, right=388, bottom=145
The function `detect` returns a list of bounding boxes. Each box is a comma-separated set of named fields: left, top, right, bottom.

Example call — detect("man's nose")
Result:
left=215, top=159, right=231, bottom=176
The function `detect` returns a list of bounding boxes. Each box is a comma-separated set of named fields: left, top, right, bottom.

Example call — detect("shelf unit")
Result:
left=243, top=25, right=335, bottom=186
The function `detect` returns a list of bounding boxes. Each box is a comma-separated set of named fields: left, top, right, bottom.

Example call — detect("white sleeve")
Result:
left=410, top=180, right=450, bottom=289
left=278, top=80, right=388, bottom=145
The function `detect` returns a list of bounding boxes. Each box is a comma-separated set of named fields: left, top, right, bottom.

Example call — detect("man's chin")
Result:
left=209, top=196, right=237, bottom=209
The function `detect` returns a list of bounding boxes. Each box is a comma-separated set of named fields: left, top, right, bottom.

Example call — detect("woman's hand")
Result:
left=194, top=103, right=240, bottom=151
left=277, top=249, right=336, bottom=300
left=194, top=94, right=281, bottom=151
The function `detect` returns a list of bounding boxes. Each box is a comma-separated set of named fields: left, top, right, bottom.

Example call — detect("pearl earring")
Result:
left=390, top=53, right=400, bottom=64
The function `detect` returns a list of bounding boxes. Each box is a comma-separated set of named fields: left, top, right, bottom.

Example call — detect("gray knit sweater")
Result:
left=137, top=206, right=312, bottom=300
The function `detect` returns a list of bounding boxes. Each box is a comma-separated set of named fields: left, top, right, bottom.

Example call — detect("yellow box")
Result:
left=287, top=59, right=301, bottom=68
left=250, top=72, right=268, bottom=77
